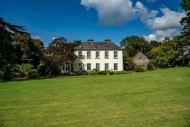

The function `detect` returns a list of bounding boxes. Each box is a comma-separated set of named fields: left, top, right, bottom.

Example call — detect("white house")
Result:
left=61, top=38, right=123, bottom=73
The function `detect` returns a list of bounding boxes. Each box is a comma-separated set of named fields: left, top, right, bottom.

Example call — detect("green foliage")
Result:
left=3, top=65, right=15, bottom=80
left=88, top=70, right=98, bottom=75
left=133, top=64, right=145, bottom=72
left=37, top=64, right=48, bottom=76
left=69, top=71, right=78, bottom=76
left=98, top=70, right=111, bottom=75
left=120, top=36, right=151, bottom=57
left=28, top=69, right=39, bottom=79
left=78, top=70, right=88, bottom=75
left=147, top=61, right=156, bottom=70
left=188, top=61, right=190, bottom=67
left=149, top=38, right=179, bottom=68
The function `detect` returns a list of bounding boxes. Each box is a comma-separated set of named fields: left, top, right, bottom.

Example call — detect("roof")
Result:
left=75, top=39, right=122, bottom=50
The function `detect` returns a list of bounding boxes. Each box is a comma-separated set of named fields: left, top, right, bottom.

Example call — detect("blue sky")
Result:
left=0, top=0, right=184, bottom=46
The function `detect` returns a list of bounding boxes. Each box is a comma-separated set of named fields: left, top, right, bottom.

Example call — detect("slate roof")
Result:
left=75, top=39, right=122, bottom=50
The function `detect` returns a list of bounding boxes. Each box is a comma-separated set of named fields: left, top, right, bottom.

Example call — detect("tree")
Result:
left=0, top=17, right=25, bottom=80
left=149, top=37, right=179, bottom=68
left=180, top=0, right=190, bottom=54
left=43, top=37, right=77, bottom=76
left=120, top=36, right=151, bottom=57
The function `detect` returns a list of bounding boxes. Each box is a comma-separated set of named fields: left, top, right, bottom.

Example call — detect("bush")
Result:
left=188, top=61, right=190, bottom=68
left=28, top=69, right=39, bottom=79
left=77, top=70, right=88, bottom=75
left=134, top=64, right=145, bottom=72
left=147, top=62, right=156, bottom=70
left=3, top=65, right=14, bottom=80
left=98, top=70, right=110, bottom=75
left=0, top=69, right=4, bottom=79
left=88, top=70, right=98, bottom=75
left=51, top=66, right=61, bottom=75
left=69, top=71, right=78, bottom=76
left=37, top=64, right=48, bottom=76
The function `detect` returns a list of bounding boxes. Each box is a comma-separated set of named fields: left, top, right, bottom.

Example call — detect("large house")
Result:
left=61, top=38, right=123, bottom=73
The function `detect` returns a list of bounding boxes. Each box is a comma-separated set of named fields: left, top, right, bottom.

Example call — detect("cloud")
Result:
left=80, top=0, right=135, bottom=26
left=135, top=1, right=158, bottom=22
left=146, top=8, right=185, bottom=30
left=144, top=28, right=180, bottom=42
left=80, top=0, right=185, bottom=42
left=31, top=35, right=41, bottom=40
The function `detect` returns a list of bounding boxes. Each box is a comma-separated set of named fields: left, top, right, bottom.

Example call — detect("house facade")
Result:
left=61, top=39, right=123, bottom=73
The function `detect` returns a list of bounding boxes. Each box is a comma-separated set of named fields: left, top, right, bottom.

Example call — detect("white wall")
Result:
left=74, top=50, right=123, bottom=71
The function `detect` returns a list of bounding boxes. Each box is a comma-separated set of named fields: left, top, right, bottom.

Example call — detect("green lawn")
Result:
left=0, top=68, right=190, bottom=127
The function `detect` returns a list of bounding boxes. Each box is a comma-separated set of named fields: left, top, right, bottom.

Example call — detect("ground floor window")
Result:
left=87, top=63, right=91, bottom=70
left=96, top=63, right=100, bottom=70
left=78, top=63, right=83, bottom=70
left=114, top=63, right=118, bottom=70
left=105, top=63, right=109, bottom=70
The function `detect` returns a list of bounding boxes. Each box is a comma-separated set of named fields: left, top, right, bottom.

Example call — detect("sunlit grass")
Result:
left=0, top=67, right=190, bottom=127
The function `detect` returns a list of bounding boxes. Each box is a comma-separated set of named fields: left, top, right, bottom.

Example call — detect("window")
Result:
left=78, top=51, right=82, bottom=59
left=78, top=63, right=83, bottom=70
left=114, top=51, right=118, bottom=59
left=87, top=51, right=91, bottom=59
left=66, top=64, right=70, bottom=71
left=105, top=51, right=109, bottom=59
left=87, top=63, right=91, bottom=70
left=96, top=63, right=100, bottom=70
left=114, top=63, right=118, bottom=70
left=105, top=63, right=109, bottom=70
left=96, top=51, right=100, bottom=59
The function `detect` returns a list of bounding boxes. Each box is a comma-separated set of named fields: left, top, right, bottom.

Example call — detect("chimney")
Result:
left=87, top=38, right=94, bottom=42
left=104, top=38, right=111, bottom=42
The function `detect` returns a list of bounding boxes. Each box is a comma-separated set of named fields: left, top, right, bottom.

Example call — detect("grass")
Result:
left=0, top=67, right=190, bottom=127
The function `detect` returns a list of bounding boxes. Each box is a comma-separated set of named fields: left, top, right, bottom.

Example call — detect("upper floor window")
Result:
left=87, top=63, right=91, bottom=70
left=96, top=51, right=100, bottom=59
left=114, top=63, right=118, bottom=70
left=96, top=63, right=100, bottom=70
left=105, top=63, right=109, bottom=70
left=105, top=51, right=109, bottom=59
left=114, top=51, right=118, bottom=59
left=78, top=51, right=82, bottom=59
left=87, top=51, right=91, bottom=59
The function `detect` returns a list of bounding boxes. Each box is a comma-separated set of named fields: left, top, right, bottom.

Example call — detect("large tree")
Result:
left=43, top=37, right=77, bottom=75
left=120, top=36, right=151, bottom=57
left=180, top=0, right=190, bottom=54
left=0, top=18, right=25, bottom=80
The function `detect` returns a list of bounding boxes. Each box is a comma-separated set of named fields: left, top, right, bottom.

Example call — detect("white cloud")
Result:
left=80, top=0, right=185, bottom=42
left=146, top=8, right=185, bottom=30
left=31, top=35, right=41, bottom=40
left=80, top=0, right=135, bottom=26
left=144, top=28, right=181, bottom=42
left=135, top=1, right=158, bottom=22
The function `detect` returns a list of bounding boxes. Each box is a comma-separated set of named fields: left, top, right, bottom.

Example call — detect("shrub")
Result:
left=0, top=69, right=4, bottom=79
left=51, top=66, right=61, bottom=75
left=188, top=61, right=190, bottom=68
left=3, top=65, right=14, bottom=80
left=69, top=71, right=78, bottom=76
left=78, top=70, right=88, bottom=75
left=88, top=70, right=98, bottom=75
left=20, top=63, right=33, bottom=76
left=28, top=69, right=39, bottom=79
left=134, top=64, right=145, bottom=72
left=37, top=64, right=48, bottom=76
left=147, top=62, right=156, bottom=70
left=98, top=70, right=110, bottom=75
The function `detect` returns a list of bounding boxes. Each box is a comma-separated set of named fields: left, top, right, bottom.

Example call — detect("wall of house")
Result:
left=74, top=50, right=123, bottom=71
